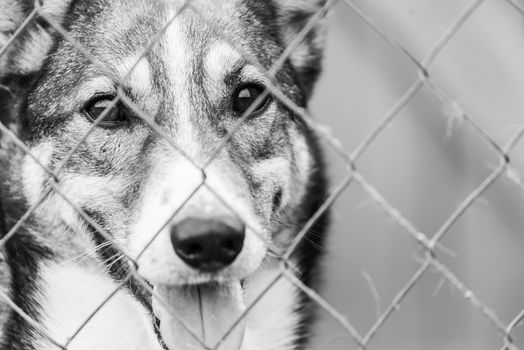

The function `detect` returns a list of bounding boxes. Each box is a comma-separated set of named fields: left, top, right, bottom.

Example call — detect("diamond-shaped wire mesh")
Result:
left=0, top=0, right=523, bottom=349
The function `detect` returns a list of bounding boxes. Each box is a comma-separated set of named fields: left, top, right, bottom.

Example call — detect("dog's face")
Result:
left=1, top=0, right=327, bottom=347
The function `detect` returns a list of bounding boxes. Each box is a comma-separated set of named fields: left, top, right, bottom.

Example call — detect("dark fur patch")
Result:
left=0, top=199, right=54, bottom=350
left=82, top=209, right=152, bottom=311
left=290, top=127, right=329, bottom=349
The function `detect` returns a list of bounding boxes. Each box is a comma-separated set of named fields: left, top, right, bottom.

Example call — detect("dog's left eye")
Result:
left=232, top=84, right=271, bottom=116
left=84, top=97, right=127, bottom=127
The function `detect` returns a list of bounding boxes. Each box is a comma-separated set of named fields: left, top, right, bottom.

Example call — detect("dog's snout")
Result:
left=170, top=217, right=245, bottom=272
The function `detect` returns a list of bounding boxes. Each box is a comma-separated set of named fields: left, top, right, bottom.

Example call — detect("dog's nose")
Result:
left=170, top=217, right=245, bottom=272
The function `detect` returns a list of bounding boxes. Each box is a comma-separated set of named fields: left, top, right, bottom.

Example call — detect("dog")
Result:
left=0, top=0, right=329, bottom=349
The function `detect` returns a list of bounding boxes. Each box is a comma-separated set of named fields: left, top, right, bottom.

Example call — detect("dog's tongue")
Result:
left=153, top=282, right=246, bottom=350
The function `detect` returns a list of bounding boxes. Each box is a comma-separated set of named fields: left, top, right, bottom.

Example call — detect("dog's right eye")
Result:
left=84, top=97, right=127, bottom=127
left=232, top=84, right=271, bottom=117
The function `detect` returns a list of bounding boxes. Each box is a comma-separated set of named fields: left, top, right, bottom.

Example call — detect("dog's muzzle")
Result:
left=156, top=216, right=248, bottom=350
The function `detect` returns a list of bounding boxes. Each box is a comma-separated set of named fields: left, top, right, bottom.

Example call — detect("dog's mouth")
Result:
left=153, top=281, right=246, bottom=350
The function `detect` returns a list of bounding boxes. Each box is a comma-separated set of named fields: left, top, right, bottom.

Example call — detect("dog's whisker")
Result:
left=106, top=254, right=126, bottom=271
left=271, top=217, right=330, bottom=254
left=57, top=241, right=113, bottom=267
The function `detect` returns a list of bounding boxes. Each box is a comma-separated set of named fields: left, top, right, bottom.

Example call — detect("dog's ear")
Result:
left=277, top=0, right=329, bottom=99
left=0, top=0, right=71, bottom=128
left=0, top=0, right=71, bottom=81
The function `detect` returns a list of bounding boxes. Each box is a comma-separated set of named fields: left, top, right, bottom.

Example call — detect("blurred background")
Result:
left=308, top=1, right=524, bottom=349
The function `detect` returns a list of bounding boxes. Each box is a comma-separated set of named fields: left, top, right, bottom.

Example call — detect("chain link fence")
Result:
left=0, top=0, right=524, bottom=349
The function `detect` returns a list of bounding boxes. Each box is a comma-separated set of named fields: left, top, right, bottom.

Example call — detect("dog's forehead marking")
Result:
left=160, top=10, right=202, bottom=158
left=22, top=142, right=54, bottom=207
left=203, top=42, right=269, bottom=98
left=73, top=56, right=153, bottom=103
left=118, top=56, right=161, bottom=115
left=119, top=57, right=153, bottom=95
left=162, top=15, right=190, bottom=113
left=204, top=42, right=242, bottom=83
left=75, top=76, right=114, bottom=104
left=203, top=41, right=244, bottom=103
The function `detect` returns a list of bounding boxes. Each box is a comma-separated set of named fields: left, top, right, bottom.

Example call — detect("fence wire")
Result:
left=0, top=0, right=523, bottom=349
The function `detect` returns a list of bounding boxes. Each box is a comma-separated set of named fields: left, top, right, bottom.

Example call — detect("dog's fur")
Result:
left=0, top=1, right=329, bottom=349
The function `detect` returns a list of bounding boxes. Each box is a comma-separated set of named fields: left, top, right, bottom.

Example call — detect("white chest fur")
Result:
left=241, top=268, right=302, bottom=350
left=34, top=264, right=301, bottom=350
left=35, top=264, right=162, bottom=350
